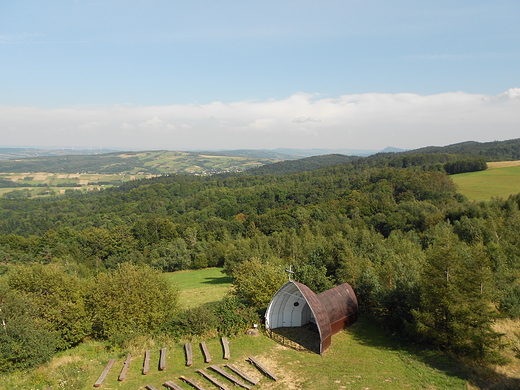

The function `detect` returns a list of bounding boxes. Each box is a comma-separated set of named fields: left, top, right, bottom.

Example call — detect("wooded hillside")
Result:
left=1, top=139, right=520, bottom=372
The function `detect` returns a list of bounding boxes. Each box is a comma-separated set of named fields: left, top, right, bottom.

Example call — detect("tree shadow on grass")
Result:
left=347, top=316, right=520, bottom=390
left=201, top=276, right=232, bottom=285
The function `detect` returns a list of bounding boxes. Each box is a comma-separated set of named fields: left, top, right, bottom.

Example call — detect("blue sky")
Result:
left=1, top=1, right=519, bottom=151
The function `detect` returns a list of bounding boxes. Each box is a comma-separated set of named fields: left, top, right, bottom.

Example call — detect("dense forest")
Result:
left=1, top=139, right=520, bottom=372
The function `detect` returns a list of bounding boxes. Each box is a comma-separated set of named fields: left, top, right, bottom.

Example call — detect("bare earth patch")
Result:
left=487, top=161, right=520, bottom=169
left=255, top=351, right=304, bottom=389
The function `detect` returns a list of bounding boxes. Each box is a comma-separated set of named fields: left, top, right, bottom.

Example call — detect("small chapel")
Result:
left=265, top=280, right=358, bottom=354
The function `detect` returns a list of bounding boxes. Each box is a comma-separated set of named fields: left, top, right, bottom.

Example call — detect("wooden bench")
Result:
left=200, top=341, right=212, bottom=363
left=160, top=347, right=167, bottom=370
left=143, top=349, right=151, bottom=375
left=180, top=375, right=208, bottom=390
left=248, top=356, right=278, bottom=381
left=221, top=337, right=230, bottom=359
left=208, top=365, right=252, bottom=390
left=164, top=380, right=186, bottom=390
left=145, top=385, right=159, bottom=390
left=118, top=354, right=131, bottom=381
left=185, top=342, right=193, bottom=366
left=94, top=358, right=115, bottom=387
left=225, top=363, right=259, bottom=385
left=196, top=369, right=231, bottom=390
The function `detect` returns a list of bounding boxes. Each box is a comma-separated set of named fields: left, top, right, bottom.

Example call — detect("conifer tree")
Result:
left=413, top=224, right=501, bottom=361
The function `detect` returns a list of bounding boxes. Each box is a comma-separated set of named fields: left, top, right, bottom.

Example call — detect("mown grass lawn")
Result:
left=164, top=267, right=233, bottom=308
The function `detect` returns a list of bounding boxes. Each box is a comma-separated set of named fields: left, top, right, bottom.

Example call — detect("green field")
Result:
left=452, top=165, right=520, bottom=201
left=165, top=267, right=233, bottom=308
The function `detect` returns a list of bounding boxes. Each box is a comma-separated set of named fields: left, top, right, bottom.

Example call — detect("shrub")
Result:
left=231, top=257, right=286, bottom=308
left=7, top=263, right=91, bottom=349
left=0, top=289, right=58, bottom=372
left=87, top=263, right=179, bottom=340
left=164, top=305, right=218, bottom=339
left=214, top=296, right=259, bottom=336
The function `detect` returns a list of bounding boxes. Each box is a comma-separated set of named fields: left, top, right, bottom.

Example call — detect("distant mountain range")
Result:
left=0, top=146, right=405, bottom=161
left=1, top=139, right=519, bottom=177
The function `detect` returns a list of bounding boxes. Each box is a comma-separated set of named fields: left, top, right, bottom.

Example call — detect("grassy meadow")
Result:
left=452, top=161, right=520, bottom=201
left=165, top=267, right=233, bottom=308
left=3, top=267, right=520, bottom=390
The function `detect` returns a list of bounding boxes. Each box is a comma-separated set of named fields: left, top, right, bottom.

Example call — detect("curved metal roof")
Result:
left=266, top=280, right=358, bottom=354
left=292, top=281, right=332, bottom=352
left=317, top=283, right=358, bottom=325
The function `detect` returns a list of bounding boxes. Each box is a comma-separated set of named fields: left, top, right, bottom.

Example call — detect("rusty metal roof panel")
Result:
left=316, top=282, right=358, bottom=326
left=292, top=281, right=332, bottom=353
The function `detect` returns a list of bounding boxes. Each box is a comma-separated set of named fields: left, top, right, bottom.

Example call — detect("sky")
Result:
left=1, top=0, right=519, bottom=152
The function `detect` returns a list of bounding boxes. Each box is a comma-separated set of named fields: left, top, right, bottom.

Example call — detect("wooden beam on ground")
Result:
left=221, top=337, right=230, bottom=359
left=94, top=358, right=115, bottom=387
left=185, top=342, right=193, bottom=366
left=180, top=375, right=207, bottom=390
left=164, top=380, right=186, bottom=390
left=225, top=363, right=259, bottom=385
left=208, top=365, right=252, bottom=390
left=160, top=347, right=167, bottom=370
left=118, top=354, right=132, bottom=381
left=145, top=385, right=159, bottom=390
left=200, top=341, right=212, bottom=363
left=248, top=356, right=278, bottom=381
left=143, top=349, right=151, bottom=375
left=196, top=369, right=231, bottom=390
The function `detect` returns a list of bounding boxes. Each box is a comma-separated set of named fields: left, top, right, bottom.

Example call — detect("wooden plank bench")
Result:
left=180, top=375, right=208, bottom=390
left=196, top=369, right=231, bottom=390
left=200, top=341, right=212, bottom=363
left=225, top=363, right=259, bottom=385
left=118, top=354, right=131, bottom=381
left=94, top=358, right=115, bottom=387
left=208, top=364, right=252, bottom=390
left=160, top=347, right=167, bottom=370
left=145, top=385, right=159, bottom=390
left=221, top=337, right=230, bottom=360
left=164, top=380, right=186, bottom=390
left=185, top=342, right=193, bottom=366
left=248, top=356, right=278, bottom=381
left=143, top=350, right=151, bottom=375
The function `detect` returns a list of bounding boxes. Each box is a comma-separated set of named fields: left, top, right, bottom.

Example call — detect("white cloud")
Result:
left=120, top=122, right=135, bottom=130
left=139, top=116, right=165, bottom=128
left=495, top=88, right=520, bottom=100
left=292, top=116, right=321, bottom=123
left=1, top=89, right=519, bottom=150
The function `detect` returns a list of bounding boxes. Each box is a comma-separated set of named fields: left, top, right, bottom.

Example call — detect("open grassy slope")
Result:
left=0, top=319, right=474, bottom=390
left=165, top=267, right=232, bottom=308
left=452, top=162, right=520, bottom=201
left=2, top=268, right=520, bottom=389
